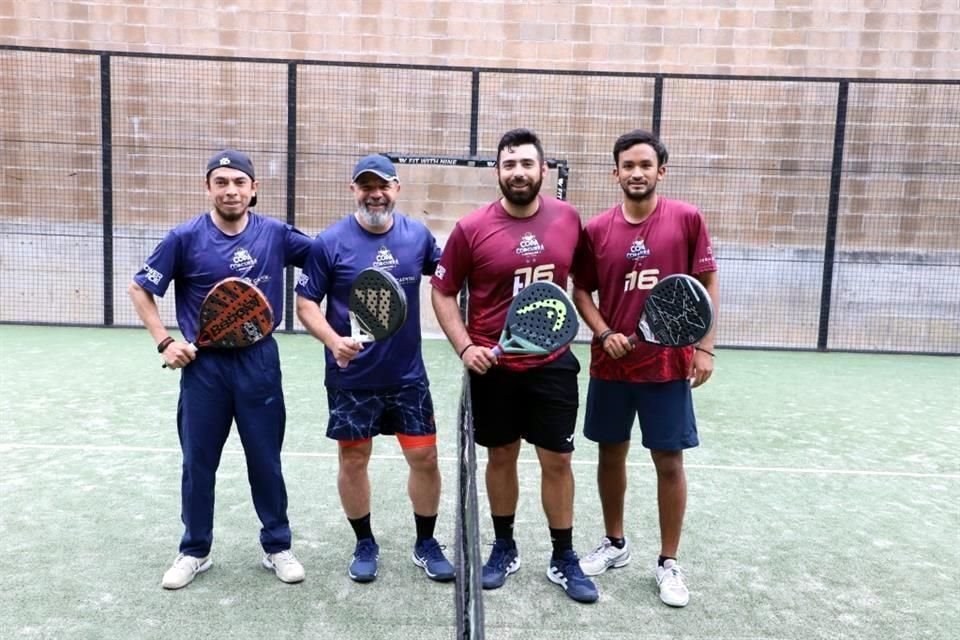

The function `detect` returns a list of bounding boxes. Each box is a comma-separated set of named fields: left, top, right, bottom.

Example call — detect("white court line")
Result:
left=2, top=442, right=958, bottom=480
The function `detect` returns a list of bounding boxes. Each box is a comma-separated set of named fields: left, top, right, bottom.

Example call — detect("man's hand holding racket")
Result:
left=464, top=281, right=579, bottom=375
left=162, top=277, right=274, bottom=369
left=330, top=334, right=365, bottom=367
left=592, top=273, right=716, bottom=385
left=459, top=342, right=498, bottom=375
left=336, top=267, right=408, bottom=368
left=160, top=339, right=199, bottom=369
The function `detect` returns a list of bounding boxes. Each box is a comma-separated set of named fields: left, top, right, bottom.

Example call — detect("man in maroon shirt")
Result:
left=572, top=129, right=719, bottom=608
left=431, top=129, right=598, bottom=604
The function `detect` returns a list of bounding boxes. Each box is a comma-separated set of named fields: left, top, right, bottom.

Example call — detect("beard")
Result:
left=213, top=203, right=247, bottom=222
left=357, top=201, right=394, bottom=228
left=499, top=174, right=543, bottom=207
left=621, top=180, right=657, bottom=202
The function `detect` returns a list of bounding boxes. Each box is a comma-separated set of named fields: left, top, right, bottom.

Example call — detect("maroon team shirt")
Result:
left=573, top=197, right=717, bottom=383
left=431, top=196, right=582, bottom=371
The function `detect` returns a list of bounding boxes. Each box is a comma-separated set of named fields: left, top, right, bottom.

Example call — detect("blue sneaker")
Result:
left=547, top=550, right=599, bottom=603
left=348, top=538, right=379, bottom=583
left=412, top=537, right=455, bottom=582
left=481, top=539, right=520, bottom=590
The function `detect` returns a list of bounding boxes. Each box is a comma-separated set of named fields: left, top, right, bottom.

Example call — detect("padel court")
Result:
left=1, top=326, right=956, bottom=640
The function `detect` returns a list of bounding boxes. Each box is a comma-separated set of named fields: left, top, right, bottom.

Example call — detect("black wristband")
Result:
left=458, top=343, right=475, bottom=358
left=157, top=337, right=175, bottom=353
left=598, top=329, right=614, bottom=343
left=694, top=346, right=715, bottom=357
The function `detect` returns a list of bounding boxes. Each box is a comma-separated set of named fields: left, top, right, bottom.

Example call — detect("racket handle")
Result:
left=490, top=345, right=502, bottom=358
left=161, top=342, right=197, bottom=369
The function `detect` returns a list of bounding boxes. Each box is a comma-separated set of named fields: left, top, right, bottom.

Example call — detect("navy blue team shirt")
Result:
left=296, top=212, right=441, bottom=390
left=134, top=212, right=312, bottom=340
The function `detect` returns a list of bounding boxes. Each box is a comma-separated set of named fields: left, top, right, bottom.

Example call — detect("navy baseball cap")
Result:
left=206, top=149, right=257, bottom=207
left=352, top=154, right=398, bottom=182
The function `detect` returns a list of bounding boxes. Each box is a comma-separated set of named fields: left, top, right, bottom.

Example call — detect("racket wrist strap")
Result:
left=157, top=336, right=175, bottom=353
left=457, top=343, right=475, bottom=358
left=694, top=346, right=715, bottom=358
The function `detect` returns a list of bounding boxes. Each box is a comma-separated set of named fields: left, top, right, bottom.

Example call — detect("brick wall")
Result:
left=1, top=0, right=958, bottom=79
left=1, top=1, right=958, bottom=351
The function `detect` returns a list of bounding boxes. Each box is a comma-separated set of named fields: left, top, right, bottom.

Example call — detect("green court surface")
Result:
left=0, top=325, right=957, bottom=640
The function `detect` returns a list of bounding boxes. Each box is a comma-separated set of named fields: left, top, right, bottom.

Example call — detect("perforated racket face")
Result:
left=637, top=274, right=714, bottom=347
left=196, top=278, right=274, bottom=348
left=500, top=281, right=579, bottom=354
left=348, top=267, right=408, bottom=341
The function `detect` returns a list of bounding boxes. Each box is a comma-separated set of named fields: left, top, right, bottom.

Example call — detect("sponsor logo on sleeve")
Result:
left=143, top=264, right=163, bottom=285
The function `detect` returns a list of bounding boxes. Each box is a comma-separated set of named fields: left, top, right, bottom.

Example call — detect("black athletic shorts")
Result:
left=468, top=349, right=580, bottom=453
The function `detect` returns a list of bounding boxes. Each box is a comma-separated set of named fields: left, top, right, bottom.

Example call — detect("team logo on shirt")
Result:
left=515, top=232, right=545, bottom=259
left=230, top=248, right=257, bottom=273
left=373, top=246, right=399, bottom=270
left=626, top=237, right=650, bottom=260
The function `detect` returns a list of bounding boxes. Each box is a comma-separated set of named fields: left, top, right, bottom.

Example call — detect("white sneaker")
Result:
left=262, top=549, right=305, bottom=583
left=579, top=537, right=631, bottom=576
left=161, top=554, right=211, bottom=590
left=655, top=559, right=690, bottom=607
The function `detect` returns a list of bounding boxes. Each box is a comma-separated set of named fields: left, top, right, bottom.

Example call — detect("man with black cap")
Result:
left=295, top=154, right=455, bottom=584
left=129, top=149, right=312, bottom=590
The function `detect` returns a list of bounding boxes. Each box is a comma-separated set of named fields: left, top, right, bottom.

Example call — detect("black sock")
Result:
left=348, top=513, right=374, bottom=543
left=492, top=514, right=515, bottom=543
left=607, top=536, right=626, bottom=549
left=658, top=555, right=676, bottom=567
left=414, top=513, right=437, bottom=543
left=550, top=527, right=573, bottom=559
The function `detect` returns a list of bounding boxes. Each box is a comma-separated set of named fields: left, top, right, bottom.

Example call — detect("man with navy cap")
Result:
left=296, top=154, right=454, bottom=584
left=129, top=149, right=312, bottom=590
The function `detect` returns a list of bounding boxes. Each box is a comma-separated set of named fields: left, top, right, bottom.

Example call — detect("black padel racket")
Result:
left=337, top=267, right=408, bottom=367
left=163, top=277, right=274, bottom=368
left=491, top=281, right=579, bottom=357
left=632, top=274, right=713, bottom=348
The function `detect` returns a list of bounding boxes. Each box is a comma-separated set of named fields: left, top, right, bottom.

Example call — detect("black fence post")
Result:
left=285, top=61, right=298, bottom=332
left=469, top=69, right=480, bottom=157
left=817, top=80, right=849, bottom=351
left=652, top=75, right=664, bottom=136
left=555, top=162, right=569, bottom=201
left=100, top=53, right=114, bottom=326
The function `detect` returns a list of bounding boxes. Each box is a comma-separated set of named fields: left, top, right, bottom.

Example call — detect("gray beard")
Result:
left=357, top=204, right=393, bottom=228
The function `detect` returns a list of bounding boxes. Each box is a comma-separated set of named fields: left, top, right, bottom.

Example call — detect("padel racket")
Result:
left=490, top=281, right=579, bottom=357
left=163, top=277, right=274, bottom=368
left=336, top=267, right=408, bottom=367
left=632, top=274, right=713, bottom=347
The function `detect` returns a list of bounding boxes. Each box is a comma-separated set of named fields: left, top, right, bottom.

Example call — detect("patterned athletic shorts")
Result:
left=326, top=379, right=436, bottom=443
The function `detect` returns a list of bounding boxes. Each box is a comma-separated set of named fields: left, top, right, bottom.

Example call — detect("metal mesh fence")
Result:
left=2, top=47, right=958, bottom=354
